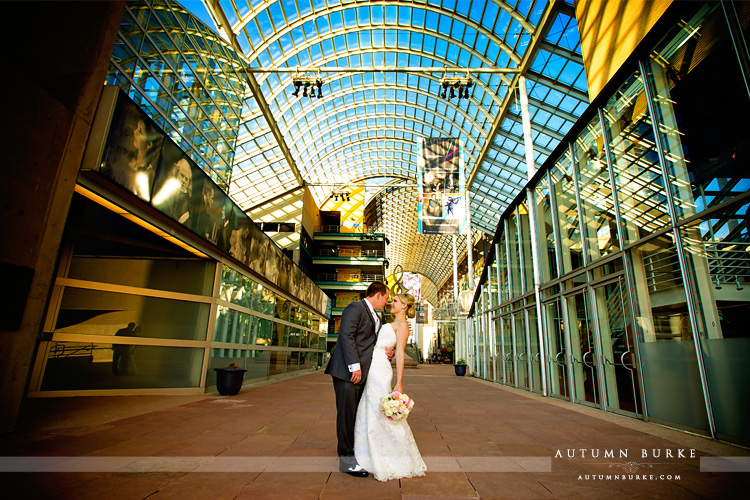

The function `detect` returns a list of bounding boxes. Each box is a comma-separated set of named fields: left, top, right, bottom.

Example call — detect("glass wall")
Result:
left=467, top=1, right=750, bottom=445
left=208, top=265, right=328, bottom=386
left=576, top=118, right=619, bottom=263
left=535, top=173, right=558, bottom=282
left=107, top=0, right=246, bottom=190
left=37, top=195, right=215, bottom=392
left=32, top=194, right=327, bottom=395
left=551, top=154, right=584, bottom=274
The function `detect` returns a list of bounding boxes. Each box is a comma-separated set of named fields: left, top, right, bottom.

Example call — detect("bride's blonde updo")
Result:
left=396, top=293, right=417, bottom=319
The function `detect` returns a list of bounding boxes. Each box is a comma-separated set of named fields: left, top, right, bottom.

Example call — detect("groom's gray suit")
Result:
left=325, top=298, right=380, bottom=470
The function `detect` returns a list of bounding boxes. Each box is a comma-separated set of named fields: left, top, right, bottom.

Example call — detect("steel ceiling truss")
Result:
left=200, top=0, right=588, bottom=294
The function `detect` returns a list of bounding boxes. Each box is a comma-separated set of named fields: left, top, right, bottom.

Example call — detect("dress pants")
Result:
left=333, top=376, right=364, bottom=469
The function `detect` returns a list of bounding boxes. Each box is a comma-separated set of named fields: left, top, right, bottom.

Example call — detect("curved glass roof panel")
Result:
left=191, top=0, right=589, bottom=293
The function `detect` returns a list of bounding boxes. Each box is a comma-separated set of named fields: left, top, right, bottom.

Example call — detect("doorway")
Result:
left=593, top=277, right=642, bottom=417
left=566, top=290, right=599, bottom=406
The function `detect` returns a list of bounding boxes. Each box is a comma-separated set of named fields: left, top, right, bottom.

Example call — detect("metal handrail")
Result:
left=49, top=343, right=96, bottom=359
left=314, top=224, right=374, bottom=234
left=706, top=241, right=750, bottom=284
left=315, top=248, right=385, bottom=258
left=315, top=273, right=385, bottom=282
left=644, top=250, right=683, bottom=292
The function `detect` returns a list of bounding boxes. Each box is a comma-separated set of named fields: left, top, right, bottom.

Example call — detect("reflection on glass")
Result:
left=679, top=218, right=750, bottom=443
left=545, top=299, right=569, bottom=399
left=518, top=201, right=534, bottom=294
left=207, top=349, right=270, bottom=385
left=629, top=233, right=709, bottom=431
left=489, top=259, right=499, bottom=308
left=514, top=312, right=529, bottom=389
left=55, top=288, right=210, bottom=341
left=508, top=212, right=523, bottom=297
left=651, top=3, right=750, bottom=227
left=551, top=157, right=584, bottom=274
left=496, top=238, right=510, bottom=304
left=486, top=313, right=494, bottom=382
left=535, top=174, right=558, bottom=282
left=42, top=342, right=203, bottom=390
left=502, top=315, right=514, bottom=386
left=527, top=307, right=542, bottom=392
left=602, top=71, right=668, bottom=244
left=575, top=117, right=620, bottom=262
left=567, top=291, right=599, bottom=405
left=269, top=351, right=289, bottom=376
left=594, top=277, right=641, bottom=415
left=214, top=306, right=252, bottom=344
left=591, top=257, right=624, bottom=281
left=69, top=254, right=215, bottom=297
left=493, top=318, right=503, bottom=384
left=106, top=1, right=244, bottom=189
left=253, top=317, right=275, bottom=347
left=476, top=310, right=486, bottom=379
left=220, top=266, right=257, bottom=309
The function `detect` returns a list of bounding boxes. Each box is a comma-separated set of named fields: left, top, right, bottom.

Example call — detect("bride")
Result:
left=354, top=292, right=427, bottom=481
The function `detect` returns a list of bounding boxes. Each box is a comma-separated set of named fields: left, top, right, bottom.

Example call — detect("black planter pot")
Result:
left=454, top=364, right=467, bottom=376
left=214, top=368, right=247, bottom=396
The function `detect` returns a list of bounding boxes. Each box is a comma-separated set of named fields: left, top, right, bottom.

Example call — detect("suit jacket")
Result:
left=325, top=299, right=379, bottom=383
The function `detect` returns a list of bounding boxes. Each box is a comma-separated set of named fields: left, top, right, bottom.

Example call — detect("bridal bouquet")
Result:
left=380, top=390, right=415, bottom=421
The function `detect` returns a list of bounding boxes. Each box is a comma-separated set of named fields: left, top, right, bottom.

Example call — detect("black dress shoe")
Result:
left=340, top=464, right=369, bottom=477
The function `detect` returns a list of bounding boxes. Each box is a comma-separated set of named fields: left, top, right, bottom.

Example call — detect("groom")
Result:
left=325, top=281, right=392, bottom=477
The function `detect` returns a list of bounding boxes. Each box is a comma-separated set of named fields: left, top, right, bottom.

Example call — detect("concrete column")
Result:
left=0, top=1, right=126, bottom=432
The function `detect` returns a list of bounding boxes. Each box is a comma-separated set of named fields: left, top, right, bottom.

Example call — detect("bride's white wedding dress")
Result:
left=354, top=323, right=427, bottom=481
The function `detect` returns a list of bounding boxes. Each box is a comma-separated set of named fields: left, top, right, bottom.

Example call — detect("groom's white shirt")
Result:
left=348, top=299, right=380, bottom=373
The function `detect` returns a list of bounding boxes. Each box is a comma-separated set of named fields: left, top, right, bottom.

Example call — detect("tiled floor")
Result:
left=0, top=365, right=747, bottom=499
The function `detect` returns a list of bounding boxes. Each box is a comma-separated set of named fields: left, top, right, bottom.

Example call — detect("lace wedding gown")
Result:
left=354, top=323, right=427, bottom=481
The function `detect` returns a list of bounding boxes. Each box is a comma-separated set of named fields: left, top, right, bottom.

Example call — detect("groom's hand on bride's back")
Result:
left=385, top=347, right=395, bottom=360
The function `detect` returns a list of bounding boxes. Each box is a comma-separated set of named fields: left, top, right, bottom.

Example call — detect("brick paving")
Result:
left=0, top=364, right=747, bottom=499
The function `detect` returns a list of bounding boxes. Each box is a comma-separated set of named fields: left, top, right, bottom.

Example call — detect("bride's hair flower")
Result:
left=380, top=390, right=415, bottom=421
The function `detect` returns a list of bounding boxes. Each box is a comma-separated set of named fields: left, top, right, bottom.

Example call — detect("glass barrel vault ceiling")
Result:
left=193, top=0, right=588, bottom=295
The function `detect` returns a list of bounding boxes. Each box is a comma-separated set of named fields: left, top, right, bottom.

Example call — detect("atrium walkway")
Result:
left=1, top=365, right=747, bottom=499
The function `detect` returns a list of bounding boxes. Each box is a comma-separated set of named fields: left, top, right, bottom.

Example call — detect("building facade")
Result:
left=21, top=0, right=330, bottom=398
left=465, top=1, right=750, bottom=446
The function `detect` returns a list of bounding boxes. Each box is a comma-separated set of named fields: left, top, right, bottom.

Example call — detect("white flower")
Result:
left=380, top=391, right=415, bottom=421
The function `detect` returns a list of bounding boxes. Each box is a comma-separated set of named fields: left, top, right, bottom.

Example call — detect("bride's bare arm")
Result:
left=393, top=322, right=409, bottom=393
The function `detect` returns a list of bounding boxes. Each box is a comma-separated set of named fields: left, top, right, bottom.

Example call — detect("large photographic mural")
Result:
left=88, top=86, right=330, bottom=315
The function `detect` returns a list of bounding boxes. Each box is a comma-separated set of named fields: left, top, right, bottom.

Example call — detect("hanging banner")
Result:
left=417, top=137, right=465, bottom=234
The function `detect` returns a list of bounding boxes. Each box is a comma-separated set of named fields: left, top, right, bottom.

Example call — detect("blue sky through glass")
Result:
left=179, top=0, right=217, bottom=31
left=174, top=0, right=591, bottom=271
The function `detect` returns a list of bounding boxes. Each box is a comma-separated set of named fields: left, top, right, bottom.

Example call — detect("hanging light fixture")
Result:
left=331, top=189, right=351, bottom=202
left=438, top=75, right=473, bottom=101
left=292, top=75, right=325, bottom=101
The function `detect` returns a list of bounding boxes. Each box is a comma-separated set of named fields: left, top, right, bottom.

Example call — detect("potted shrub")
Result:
left=453, top=358, right=467, bottom=376
left=214, top=363, right=247, bottom=395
